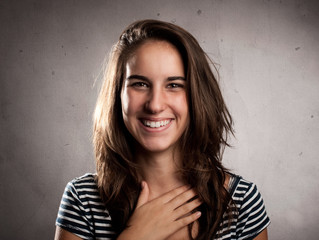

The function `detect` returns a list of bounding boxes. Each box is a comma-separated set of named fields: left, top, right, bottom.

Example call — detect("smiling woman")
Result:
left=54, top=19, right=270, bottom=240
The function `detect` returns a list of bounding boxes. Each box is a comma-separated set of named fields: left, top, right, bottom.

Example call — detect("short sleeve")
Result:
left=56, top=181, right=95, bottom=239
left=236, top=183, right=270, bottom=240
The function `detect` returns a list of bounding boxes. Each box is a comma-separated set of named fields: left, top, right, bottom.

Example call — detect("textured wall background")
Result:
left=1, top=0, right=319, bottom=239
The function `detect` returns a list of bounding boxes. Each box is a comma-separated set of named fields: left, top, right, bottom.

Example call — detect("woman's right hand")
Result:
left=117, top=181, right=202, bottom=240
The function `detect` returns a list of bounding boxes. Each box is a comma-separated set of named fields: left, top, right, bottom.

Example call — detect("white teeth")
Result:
left=143, top=120, right=171, bottom=128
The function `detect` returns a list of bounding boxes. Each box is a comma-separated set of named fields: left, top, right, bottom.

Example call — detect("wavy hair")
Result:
left=93, top=19, right=234, bottom=239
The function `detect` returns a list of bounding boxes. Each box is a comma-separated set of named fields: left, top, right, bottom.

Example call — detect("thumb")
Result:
left=136, top=181, right=149, bottom=208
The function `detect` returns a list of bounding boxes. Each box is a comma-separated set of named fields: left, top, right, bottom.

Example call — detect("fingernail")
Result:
left=196, top=211, right=201, bottom=217
left=141, top=181, right=145, bottom=189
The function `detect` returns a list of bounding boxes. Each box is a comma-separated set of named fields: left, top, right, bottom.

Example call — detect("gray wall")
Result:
left=1, top=0, right=318, bottom=239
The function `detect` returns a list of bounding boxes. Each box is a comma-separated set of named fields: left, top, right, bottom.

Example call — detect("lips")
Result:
left=141, top=119, right=172, bottom=128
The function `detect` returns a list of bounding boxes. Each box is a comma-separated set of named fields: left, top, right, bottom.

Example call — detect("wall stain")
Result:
left=311, top=115, right=314, bottom=118
left=298, top=152, right=303, bottom=156
left=295, top=47, right=300, bottom=51
left=157, top=13, right=160, bottom=16
left=197, top=9, right=202, bottom=15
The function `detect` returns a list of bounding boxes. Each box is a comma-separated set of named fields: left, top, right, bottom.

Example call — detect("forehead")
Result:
left=125, top=40, right=184, bottom=75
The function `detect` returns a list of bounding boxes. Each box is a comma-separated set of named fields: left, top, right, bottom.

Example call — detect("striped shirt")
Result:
left=215, top=175, right=270, bottom=239
left=56, top=173, right=270, bottom=239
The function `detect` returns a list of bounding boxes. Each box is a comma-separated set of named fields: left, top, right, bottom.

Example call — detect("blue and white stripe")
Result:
left=56, top=173, right=116, bottom=239
left=56, top=173, right=270, bottom=239
left=215, top=175, right=270, bottom=239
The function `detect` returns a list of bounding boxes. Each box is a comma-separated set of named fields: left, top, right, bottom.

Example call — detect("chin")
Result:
left=140, top=140, right=176, bottom=153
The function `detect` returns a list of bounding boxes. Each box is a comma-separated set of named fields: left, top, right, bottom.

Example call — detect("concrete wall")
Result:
left=1, top=0, right=318, bottom=239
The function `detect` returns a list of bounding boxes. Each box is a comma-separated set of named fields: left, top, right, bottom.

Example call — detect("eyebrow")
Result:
left=126, top=75, right=186, bottom=81
left=167, top=76, right=186, bottom=81
left=126, top=75, right=149, bottom=81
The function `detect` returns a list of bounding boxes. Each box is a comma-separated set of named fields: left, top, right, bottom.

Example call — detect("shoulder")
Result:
left=229, top=175, right=266, bottom=210
left=226, top=174, right=271, bottom=239
left=67, top=173, right=97, bottom=186
left=66, top=173, right=98, bottom=192
left=62, top=173, right=107, bottom=215
left=56, top=173, right=116, bottom=239
left=228, top=174, right=256, bottom=198
left=63, top=173, right=101, bottom=204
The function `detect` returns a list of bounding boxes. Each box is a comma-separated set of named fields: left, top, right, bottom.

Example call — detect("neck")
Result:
left=135, top=148, right=186, bottom=200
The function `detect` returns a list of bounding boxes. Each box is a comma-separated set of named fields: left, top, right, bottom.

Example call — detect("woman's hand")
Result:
left=117, top=182, right=202, bottom=240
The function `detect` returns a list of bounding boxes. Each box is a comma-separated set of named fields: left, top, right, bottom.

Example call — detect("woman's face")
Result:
left=121, top=40, right=189, bottom=154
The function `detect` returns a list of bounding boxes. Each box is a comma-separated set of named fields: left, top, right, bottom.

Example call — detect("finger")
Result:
left=136, top=181, right=149, bottom=208
left=157, top=185, right=191, bottom=204
left=167, top=188, right=198, bottom=210
left=175, top=211, right=202, bottom=229
left=173, top=198, right=202, bottom=220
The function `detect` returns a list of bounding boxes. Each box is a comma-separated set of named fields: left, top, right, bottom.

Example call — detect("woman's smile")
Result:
left=140, top=118, right=172, bottom=129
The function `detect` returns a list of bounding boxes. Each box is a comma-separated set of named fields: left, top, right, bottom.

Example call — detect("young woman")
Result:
left=55, top=19, right=270, bottom=240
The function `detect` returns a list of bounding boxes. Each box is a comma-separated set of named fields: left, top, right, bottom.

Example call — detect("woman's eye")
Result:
left=131, top=82, right=148, bottom=88
left=167, top=83, right=184, bottom=88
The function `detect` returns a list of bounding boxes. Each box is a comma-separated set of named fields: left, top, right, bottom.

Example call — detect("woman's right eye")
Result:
left=131, top=82, right=148, bottom=88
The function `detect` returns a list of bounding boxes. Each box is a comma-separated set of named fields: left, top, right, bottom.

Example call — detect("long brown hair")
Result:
left=93, top=19, right=234, bottom=239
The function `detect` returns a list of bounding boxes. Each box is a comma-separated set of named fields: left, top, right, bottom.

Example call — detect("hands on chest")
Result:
left=117, top=182, right=202, bottom=240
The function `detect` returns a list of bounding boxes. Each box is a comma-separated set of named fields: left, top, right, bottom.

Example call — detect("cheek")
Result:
left=121, top=89, right=142, bottom=116
left=120, top=91, right=132, bottom=133
left=174, top=94, right=189, bottom=117
left=121, top=87, right=133, bottom=113
left=120, top=90, right=133, bottom=123
left=120, top=91, right=128, bottom=115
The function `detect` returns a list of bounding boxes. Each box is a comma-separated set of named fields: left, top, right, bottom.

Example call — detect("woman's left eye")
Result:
left=167, top=83, right=184, bottom=88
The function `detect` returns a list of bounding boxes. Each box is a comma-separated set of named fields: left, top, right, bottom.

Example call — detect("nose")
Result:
left=145, top=87, right=165, bottom=114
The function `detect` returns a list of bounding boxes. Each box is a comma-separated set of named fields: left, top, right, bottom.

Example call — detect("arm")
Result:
left=54, top=226, right=83, bottom=240
left=235, top=180, right=270, bottom=240
left=254, top=228, right=268, bottom=240
left=55, top=175, right=106, bottom=239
